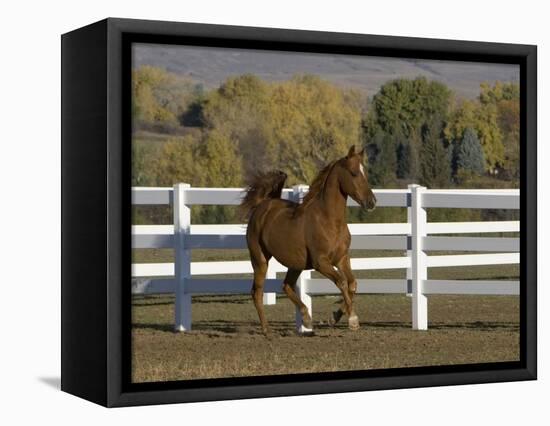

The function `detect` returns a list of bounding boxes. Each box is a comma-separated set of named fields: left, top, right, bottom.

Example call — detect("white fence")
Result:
left=132, top=184, right=520, bottom=332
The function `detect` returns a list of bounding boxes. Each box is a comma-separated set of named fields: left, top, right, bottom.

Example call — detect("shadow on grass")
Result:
left=132, top=296, right=255, bottom=307
left=132, top=300, right=173, bottom=307
left=133, top=323, right=175, bottom=333
left=192, top=296, right=251, bottom=305
left=133, top=319, right=519, bottom=335
left=134, top=319, right=300, bottom=335
left=428, top=321, right=519, bottom=331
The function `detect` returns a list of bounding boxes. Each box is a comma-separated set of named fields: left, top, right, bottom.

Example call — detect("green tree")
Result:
left=480, top=81, right=520, bottom=104
left=453, top=127, right=485, bottom=175
left=366, top=77, right=451, bottom=139
left=368, top=131, right=397, bottom=187
left=445, top=91, right=505, bottom=173
left=479, top=81, right=520, bottom=180
left=395, top=128, right=419, bottom=180
left=419, top=117, right=450, bottom=188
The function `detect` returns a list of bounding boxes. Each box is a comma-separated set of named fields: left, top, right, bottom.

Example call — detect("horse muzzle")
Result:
left=363, top=196, right=377, bottom=211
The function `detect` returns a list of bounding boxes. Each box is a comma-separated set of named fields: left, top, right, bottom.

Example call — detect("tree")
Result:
left=364, top=77, right=451, bottom=184
left=444, top=81, right=519, bottom=176
left=132, top=143, right=156, bottom=186
left=201, top=74, right=275, bottom=179
left=195, top=130, right=243, bottom=188
left=194, top=130, right=244, bottom=223
left=366, top=77, right=451, bottom=140
left=419, top=117, right=450, bottom=188
left=395, top=128, right=419, bottom=180
left=453, top=127, right=485, bottom=175
left=132, top=65, right=200, bottom=131
left=201, top=74, right=363, bottom=185
left=150, top=131, right=244, bottom=223
left=368, top=131, right=397, bottom=187
left=479, top=82, right=520, bottom=180
left=152, top=131, right=243, bottom=189
left=152, top=135, right=200, bottom=187
left=269, top=75, right=362, bottom=184
left=444, top=98, right=503, bottom=172
left=480, top=81, right=520, bottom=104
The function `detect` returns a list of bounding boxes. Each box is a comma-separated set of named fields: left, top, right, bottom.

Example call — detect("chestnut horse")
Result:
left=240, top=146, right=377, bottom=335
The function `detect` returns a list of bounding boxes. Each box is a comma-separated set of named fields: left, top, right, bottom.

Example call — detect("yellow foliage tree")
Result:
left=132, top=65, right=199, bottom=129
left=195, top=130, right=244, bottom=187
left=445, top=98, right=503, bottom=172
left=268, top=75, right=362, bottom=184
left=201, top=74, right=362, bottom=185
left=152, top=135, right=200, bottom=187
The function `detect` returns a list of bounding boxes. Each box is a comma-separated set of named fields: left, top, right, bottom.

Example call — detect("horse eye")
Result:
left=350, top=170, right=358, bottom=177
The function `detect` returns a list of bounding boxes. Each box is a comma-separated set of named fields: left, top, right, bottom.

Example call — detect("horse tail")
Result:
left=239, top=170, right=287, bottom=219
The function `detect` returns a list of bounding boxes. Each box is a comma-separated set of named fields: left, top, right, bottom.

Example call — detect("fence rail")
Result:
left=132, top=184, right=519, bottom=332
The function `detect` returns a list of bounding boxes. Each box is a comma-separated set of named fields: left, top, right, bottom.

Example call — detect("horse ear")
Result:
left=358, top=147, right=365, bottom=157
left=347, top=145, right=356, bottom=158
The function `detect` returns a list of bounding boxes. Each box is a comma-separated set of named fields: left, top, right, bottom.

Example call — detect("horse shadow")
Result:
left=132, top=319, right=519, bottom=334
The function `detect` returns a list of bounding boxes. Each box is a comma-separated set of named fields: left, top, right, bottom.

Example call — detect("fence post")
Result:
left=410, top=184, right=428, bottom=330
left=264, top=265, right=277, bottom=305
left=293, top=185, right=313, bottom=334
left=174, top=183, right=192, bottom=331
left=406, top=186, right=413, bottom=298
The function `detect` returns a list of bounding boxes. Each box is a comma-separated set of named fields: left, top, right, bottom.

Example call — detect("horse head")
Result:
left=338, top=145, right=377, bottom=211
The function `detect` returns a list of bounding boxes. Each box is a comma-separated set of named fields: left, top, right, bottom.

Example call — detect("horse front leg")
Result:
left=314, top=256, right=359, bottom=331
left=329, top=254, right=357, bottom=327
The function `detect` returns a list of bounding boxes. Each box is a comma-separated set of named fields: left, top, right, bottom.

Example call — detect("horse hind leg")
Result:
left=281, top=269, right=313, bottom=332
left=250, top=245, right=271, bottom=336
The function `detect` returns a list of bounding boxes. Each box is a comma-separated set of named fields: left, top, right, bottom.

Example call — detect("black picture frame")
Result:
left=61, top=17, right=537, bottom=407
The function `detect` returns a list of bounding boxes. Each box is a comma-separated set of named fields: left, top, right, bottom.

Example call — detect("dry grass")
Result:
left=132, top=293, right=519, bottom=383
left=132, top=247, right=519, bottom=383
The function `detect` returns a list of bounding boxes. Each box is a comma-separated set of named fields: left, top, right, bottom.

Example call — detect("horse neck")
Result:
left=315, top=167, right=348, bottom=224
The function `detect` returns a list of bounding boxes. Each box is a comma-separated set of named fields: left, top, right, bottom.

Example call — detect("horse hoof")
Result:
left=328, top=310, right=343, bottom=327
left=302, top=315, right=313, bottom=330
left=348, top=315, right=360, bottom=331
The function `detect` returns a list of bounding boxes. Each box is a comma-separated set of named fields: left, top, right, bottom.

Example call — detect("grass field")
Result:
left=131, top=248, right=519, bottom=383
left=132, top=293, right=519, bottom=382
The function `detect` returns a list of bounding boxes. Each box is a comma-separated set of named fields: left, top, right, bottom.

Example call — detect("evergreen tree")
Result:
left=454, top=127, right=485, bottom=175
left=395, top=129, right=418, bottom=180
left=444, top=97, right=503, bottom=172
left=368, top=131, right=397, bottom=187
left=419, top=117, right=450, bottom=188
left=396, top=141, right=409, bottom=179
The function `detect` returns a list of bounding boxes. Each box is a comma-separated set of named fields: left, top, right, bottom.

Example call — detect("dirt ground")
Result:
left=131, top=293, right=519, bottom=382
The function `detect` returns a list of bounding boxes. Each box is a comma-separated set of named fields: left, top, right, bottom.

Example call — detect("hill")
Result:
left=133, top=43, right=519, bottom=99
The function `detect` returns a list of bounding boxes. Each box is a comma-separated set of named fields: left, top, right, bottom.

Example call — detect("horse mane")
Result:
left=239, top=170, right=287, bottom=219
left=295, top=160, right=340, bottom=214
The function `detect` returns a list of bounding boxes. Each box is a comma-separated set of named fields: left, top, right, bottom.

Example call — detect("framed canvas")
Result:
left=61, top=18, right=537, bottom=407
